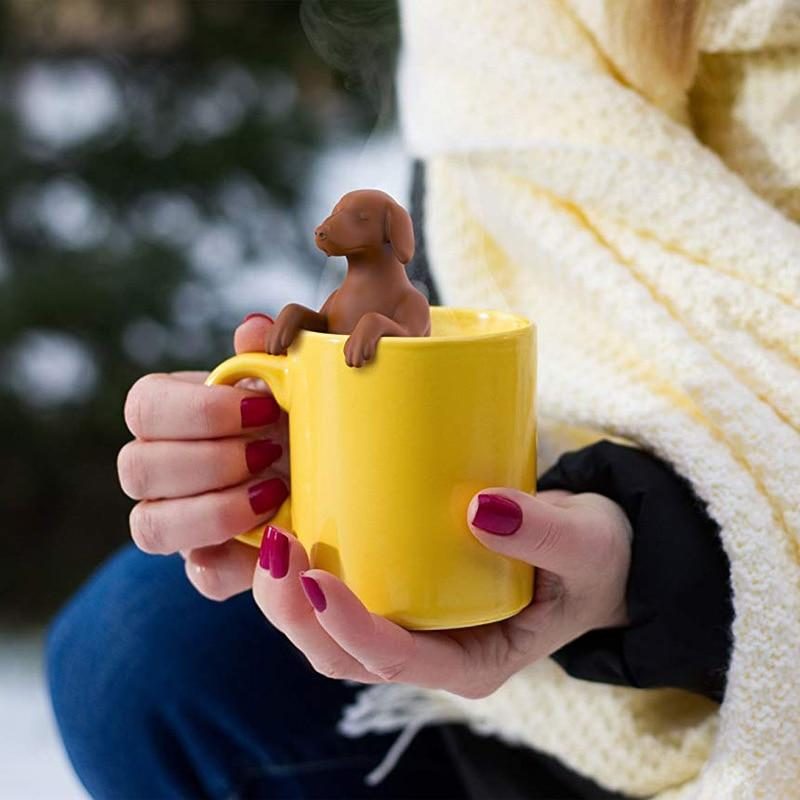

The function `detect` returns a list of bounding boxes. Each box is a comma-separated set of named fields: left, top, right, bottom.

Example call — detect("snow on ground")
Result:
left=0, top=631, right=86, bottom=800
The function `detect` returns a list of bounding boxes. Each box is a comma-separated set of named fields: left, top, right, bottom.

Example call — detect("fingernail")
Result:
left=300, top=574, right=327, bottom=612
left=243, top=312, right=274, bottom=324
left=258, top=526, right=275, bottom=570
left=248, top=478, right=289, bottom=515
left=245, top=439, right=282, bottom=474
left=267, top=526, right=289, bottom=579
left=241, top=395, right=280, bottom=428
left=471, top=494, right=523, bottom=535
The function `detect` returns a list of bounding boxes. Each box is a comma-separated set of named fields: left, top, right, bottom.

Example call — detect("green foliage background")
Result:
left=0, top=0, right=397, bottom=624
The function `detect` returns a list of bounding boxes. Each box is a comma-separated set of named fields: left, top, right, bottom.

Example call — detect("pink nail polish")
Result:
left=300, top=574, right=327, bottom=612
left=267, top=526, right=290, bottom=579
left=245, top=439, right=282, bottom=474
left=248, top=478, right=289, bottom=515
left=471, top=494, right=523, bottom=535
left=258, top=526, right=275, bottom=570
left=241, top=396, right=280, bottom=428
left=243, top=312, right=274, bottom=324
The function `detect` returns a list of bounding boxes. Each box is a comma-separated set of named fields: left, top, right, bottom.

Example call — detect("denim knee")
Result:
left=45, top=545, right=468, bottom=800
left=45, top=547, right=218, bottom=799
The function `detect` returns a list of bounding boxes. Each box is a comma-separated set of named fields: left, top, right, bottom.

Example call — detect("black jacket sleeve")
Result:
left=541, top=441, right=734, bottom=703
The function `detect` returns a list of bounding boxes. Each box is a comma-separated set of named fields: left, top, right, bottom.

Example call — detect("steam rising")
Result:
left=299, top=0, right=399, bottom=124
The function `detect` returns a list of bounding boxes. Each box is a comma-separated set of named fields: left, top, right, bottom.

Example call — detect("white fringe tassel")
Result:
left=338, top=683, right=467, bottom=787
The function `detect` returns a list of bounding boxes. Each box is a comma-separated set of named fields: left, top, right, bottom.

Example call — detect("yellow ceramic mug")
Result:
left=206, top=306, right=536, bottom=630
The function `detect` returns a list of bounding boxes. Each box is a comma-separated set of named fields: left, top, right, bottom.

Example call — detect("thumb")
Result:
left=467, top=488, right=591, bottom=575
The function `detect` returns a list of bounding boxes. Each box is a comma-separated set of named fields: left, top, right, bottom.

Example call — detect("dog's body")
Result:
left=266, top=190, right=431, bottom=367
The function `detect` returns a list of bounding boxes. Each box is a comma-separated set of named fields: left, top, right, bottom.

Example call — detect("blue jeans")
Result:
left=46, top=546, right=470, bottom=799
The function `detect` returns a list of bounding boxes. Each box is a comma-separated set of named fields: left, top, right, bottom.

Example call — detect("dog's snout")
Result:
left=314, top=226, right=327, bottom=240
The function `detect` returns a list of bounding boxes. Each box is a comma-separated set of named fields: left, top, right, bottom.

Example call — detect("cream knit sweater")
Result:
left=340, top=1, right=800, bottom=797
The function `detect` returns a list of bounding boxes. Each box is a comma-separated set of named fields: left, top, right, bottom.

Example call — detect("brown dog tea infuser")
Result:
left=266, top=190, right=431, bottom=367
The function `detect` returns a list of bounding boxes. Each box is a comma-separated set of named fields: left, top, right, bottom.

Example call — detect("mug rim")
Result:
left=299, top=306, right=534, bottom=346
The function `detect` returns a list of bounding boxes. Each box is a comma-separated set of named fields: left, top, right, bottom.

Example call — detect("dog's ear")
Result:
left=384, top=201, right=415, bottom=264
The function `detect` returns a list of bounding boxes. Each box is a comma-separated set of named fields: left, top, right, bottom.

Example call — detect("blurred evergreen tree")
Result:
left=0, top=0, right=399, bottom=623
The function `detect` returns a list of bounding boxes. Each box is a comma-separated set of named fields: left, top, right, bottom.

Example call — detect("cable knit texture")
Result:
left=339, top=1, right=800, bottom=797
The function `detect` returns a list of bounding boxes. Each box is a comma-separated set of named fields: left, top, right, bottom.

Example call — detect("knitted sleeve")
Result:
left=541, top=441, right=733, bottom=704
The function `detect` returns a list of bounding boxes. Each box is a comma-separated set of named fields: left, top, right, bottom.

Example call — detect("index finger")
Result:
left=124, top=373, right=281, bottom=440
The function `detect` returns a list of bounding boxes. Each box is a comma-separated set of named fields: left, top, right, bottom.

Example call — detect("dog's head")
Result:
left=314, top=189, right=415, bottom=264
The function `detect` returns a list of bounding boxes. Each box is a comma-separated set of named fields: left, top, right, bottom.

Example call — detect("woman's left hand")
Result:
left=252, top=488, right=632, bottom=698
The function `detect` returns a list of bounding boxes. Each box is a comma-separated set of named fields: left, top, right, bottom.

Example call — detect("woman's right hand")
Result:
left=117, top=313, right=288, bottom=600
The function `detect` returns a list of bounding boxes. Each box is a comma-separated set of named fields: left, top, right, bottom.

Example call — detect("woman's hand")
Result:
left=254, top=489, right=632, bottom=696
left=118, top=313, right=288, bottom=600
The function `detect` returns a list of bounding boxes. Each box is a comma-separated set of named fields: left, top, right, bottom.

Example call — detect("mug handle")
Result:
left=205, top=352, right=293, bottom=548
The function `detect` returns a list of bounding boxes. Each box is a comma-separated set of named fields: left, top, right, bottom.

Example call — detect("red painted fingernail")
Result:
left=267, top=526, right=290, bottom=579
left=241, top=395, right=280, bottom=428
left=243, top=312, right=274, bottom=324
left=300, top=574, right=327, bottom=612
left=248, top=478, right=289, bottom=515
left=258, top=526, right=275, bottom=570
left=471, top=494, right=523, bottom=535
left=245, top=439, right=282, bottom=474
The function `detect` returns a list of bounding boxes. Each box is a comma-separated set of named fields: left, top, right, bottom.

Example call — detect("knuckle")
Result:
left=129, top=504, right=164, bottom=553
left=455, top=679, right=499, bottom=700
left=208, top=497, right=239, bottom=539
left=367, top=661, right=406, bottom=682
left=208, top=453, right=231, bottom=488
left=193, top=391, right=225, bottom=437
left=309, top=655, right=352, bottom=681
left=532, top=519, right=563, bottom=557
left=592, top=527, right=624, bottom=573
left=117, top=442, right=147, bottom=499
left=596, top=508, right=632, bottom=570
left=455, top=687, right=485, bottom=700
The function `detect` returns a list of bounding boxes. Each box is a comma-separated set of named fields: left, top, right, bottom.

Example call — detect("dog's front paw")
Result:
left=343, top=331, right=379, bottom=368
left=265, top=321, right=294, bottom=355
left=266, top=305, right=305, bottom=355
